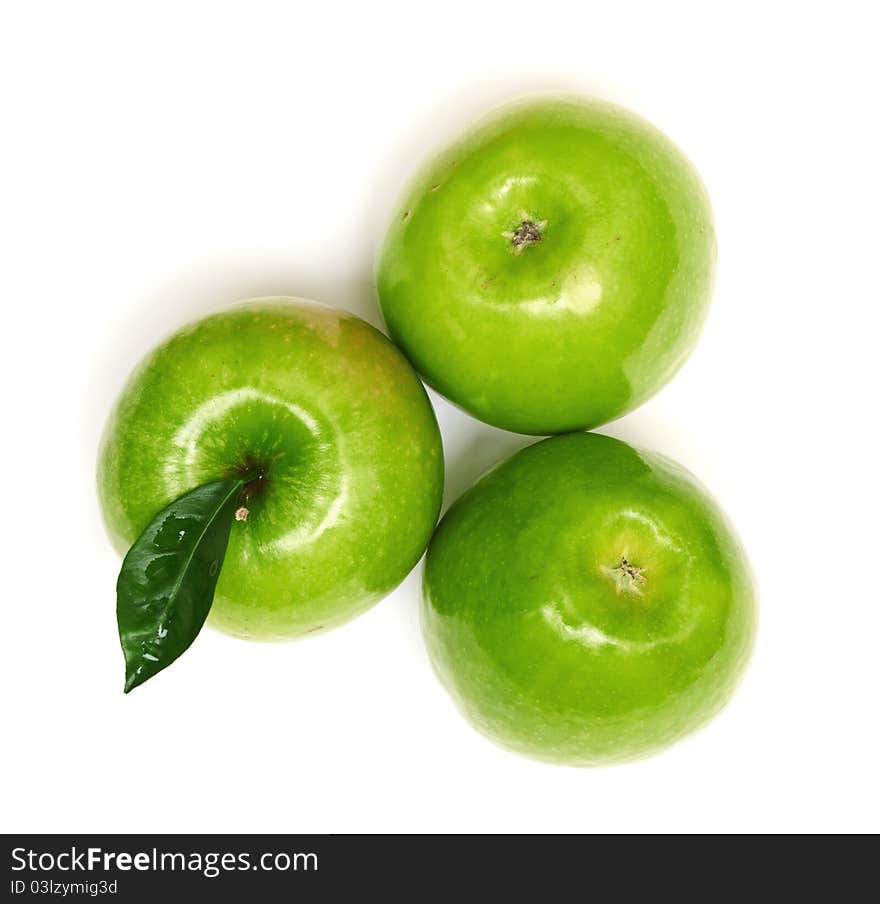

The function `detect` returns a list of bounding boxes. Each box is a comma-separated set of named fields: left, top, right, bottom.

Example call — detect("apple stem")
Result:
left=233, top=467, right=265, bottom=521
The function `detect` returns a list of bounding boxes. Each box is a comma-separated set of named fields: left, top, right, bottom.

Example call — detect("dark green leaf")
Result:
left=117, top=477, right=246, bottom=693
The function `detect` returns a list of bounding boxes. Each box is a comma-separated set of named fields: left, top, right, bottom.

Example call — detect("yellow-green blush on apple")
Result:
left=99, top=299, right=444, bottom=641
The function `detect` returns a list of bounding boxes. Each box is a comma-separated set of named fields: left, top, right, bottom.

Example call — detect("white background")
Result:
left=2, top=1, right=878, bottom=834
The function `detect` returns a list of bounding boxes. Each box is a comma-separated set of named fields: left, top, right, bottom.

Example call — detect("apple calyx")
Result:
left=503, top=217, right=548, bottom=255
left=602, top=556, right=648, bottom=597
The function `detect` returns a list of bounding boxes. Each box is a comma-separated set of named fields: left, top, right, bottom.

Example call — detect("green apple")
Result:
left=377, top=94, right=716, bottom=434
left=99, top=299, right=444, bottom=640
left=423, top=432, right=756, bottom=765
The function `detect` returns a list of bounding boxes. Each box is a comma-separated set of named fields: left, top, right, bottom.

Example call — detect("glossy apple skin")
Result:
left=423, top=433, right=755, bottom=765
left=377, top=94, right=716, bottom=434
left=98, top=299, right=444, bottom=640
